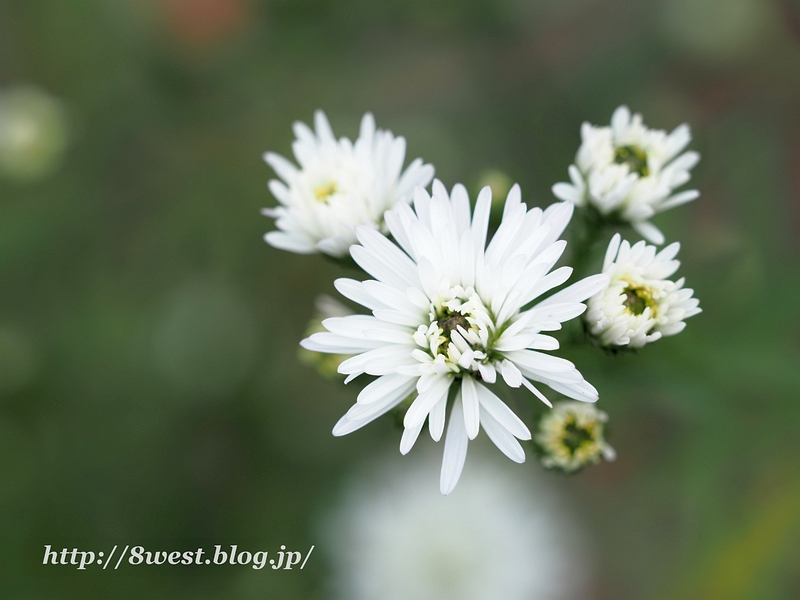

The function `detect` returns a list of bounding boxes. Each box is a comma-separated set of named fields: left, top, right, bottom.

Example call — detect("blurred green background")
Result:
left=1, top=0, right=800, bottom=598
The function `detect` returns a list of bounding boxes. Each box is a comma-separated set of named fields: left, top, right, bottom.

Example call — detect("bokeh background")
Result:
left=2, top=0, right=800, bottom=598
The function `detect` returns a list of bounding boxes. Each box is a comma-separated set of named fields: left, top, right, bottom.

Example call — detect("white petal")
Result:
left=552, top=182, right=581, bottom=204
left=521, top=378, right=552, bottom=407
left=354, top=226, right=419, bottom=289
left=474, top=382, right=531, bottom=440
left=338, top=345, right=417, bottom=376
left=499, top=359, right=523, bottom=387
left=440, top=394, right=469, bottom=496
left=300, top=332, right=381, bottom=354
left=472, top=186, right=492, bottom=254
left=399, top=418, right=425, bottom=455
left=403, top=375, right=452, bottom=429
left=603, top=233, right=622, bottom=271
left=461, top=377, right=481, bottom=440
left=429, top=396, right=447, bottom=441
left=632, top=221, right=665, bottom=245
left=537, top=274, right=610, bottom=307
left=659, top=189, right=699, bottom=211
left=263, top=152, right=298, bottom=182
left=332, top=388, right=408, bottom=436
left=480, top=407, right=526, bottom=463
left=356, top=374, right=417, bottom=405
left=264, top=231, right=316, bottom=254
left=334, top=278, right=386, bottom=311
left=502, top=183, right=522, bottom=221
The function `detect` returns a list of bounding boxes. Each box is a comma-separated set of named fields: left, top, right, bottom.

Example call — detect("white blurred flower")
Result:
left=586, top=233, right=701, bottom=348
left=262, top=111, right=435, bottom=258
left=536, top=401, right=615, bottom=473
left=552, top=105, right=700, bottom=244
left=298, top=295, right=355, bottom=379
left=321, top=451, right=591, bottom=600
left=0, top=86, right=68, bottom=181
left=302, top=180, right=609, bottom=494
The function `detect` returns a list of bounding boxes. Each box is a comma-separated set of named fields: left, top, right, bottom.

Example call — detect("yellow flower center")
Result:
left=314, top=181, right=338, bottom=202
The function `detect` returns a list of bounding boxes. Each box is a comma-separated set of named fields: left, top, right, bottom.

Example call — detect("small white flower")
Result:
left=321, top=451, right=591, bottom=600
left=262, top=111, right=434, bottom=257
left=298, top=295, right=355, bottom=379
left=536, top=401, right=615, bottom=473
left=302, top=180, right=610, bottom=494
left=586, top=233, right=701, bottom=348
left=552, top=105, right=700, bottom=244
left=0, top=86, right=68, bottom=180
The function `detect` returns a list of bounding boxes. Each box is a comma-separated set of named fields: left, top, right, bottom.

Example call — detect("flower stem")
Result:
left=569, top=206, right=607, bottom=278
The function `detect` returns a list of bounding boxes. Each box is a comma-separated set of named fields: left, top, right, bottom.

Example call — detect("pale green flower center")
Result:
left=562, top=419, right=594, bottom=454
left=614, top=144, right=649, bottom=177
left=553, top=414, right=602, bottom=463
left=623, top=282, right=657, bottom=317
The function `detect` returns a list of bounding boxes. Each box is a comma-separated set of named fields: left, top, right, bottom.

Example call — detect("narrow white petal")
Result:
left=472, top=186, right=492, bottom=253
left=502, top=183, right=522, bottom=220
left=521, top=378, right=552, bottom=407
left=499, top=359, right=523, bottom=387
left=604, top=233, right=622, bottom=271
left=474, top=382, right=531, bottom=440
left=461, top=377, right=481, bottom=440
left=404, top=375, right=452, bottom=429
left=440, top=394, right=468, bottom=496
left=355, top=226, right=419, bottom=288
left=399, top=419, right=425, bottom=454
left=632, top=221, right=665, bottom=245
left=429, top=396, right=447, bottom=441
left=300, top=333, right=381, bottom=354
left=356, top=374, right=417, bottom=405
left=537, top=274, right=610, bottom=307
left=264, top=231, right=316, bottom=254
left=338, top=345, right=417, bottom=376
left=334, top=278, right=386, bottom=311
left=480, top=407, right=526, bottom=463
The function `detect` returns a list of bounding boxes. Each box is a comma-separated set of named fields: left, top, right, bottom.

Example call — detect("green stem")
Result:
left=569, top=206, right=606, bottom=278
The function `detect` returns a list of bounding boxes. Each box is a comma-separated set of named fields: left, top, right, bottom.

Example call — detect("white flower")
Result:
left=0, top=86, right=68, bottom=180
left=262, top=110, right=434, bottom=257
left=552, top=105, right=700, bottom=244
left=321, top=450, right=591, bottom=600
left=536, top=401, right=616, bottom=473
left=298, top=295, right=355, bottom=379
left=301, top=180, right=610, bottom=494
left=586, top=233, right=701, bottom=348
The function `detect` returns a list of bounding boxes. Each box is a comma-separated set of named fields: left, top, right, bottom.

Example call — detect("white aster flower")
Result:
left=262, top=110, right=435, bottom=257
left=552, top=105, right=700, bottom=244
left=536, top=401, right=615, bottom=473
left=301, top=180, right=610, bottom=494
left=321, top=451, right=591, bottom=600
left=586, top=233, right=701, bottom=348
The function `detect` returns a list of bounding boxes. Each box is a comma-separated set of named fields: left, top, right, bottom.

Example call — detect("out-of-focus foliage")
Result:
left=0, top=0, right=799, bottom=598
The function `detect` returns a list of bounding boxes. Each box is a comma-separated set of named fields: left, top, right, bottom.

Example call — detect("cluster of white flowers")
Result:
left=261, top=107, right=702, bottom=493
left=262, top=111, right=434, bottom=258
left=552, top=105, right=699, bottom=245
